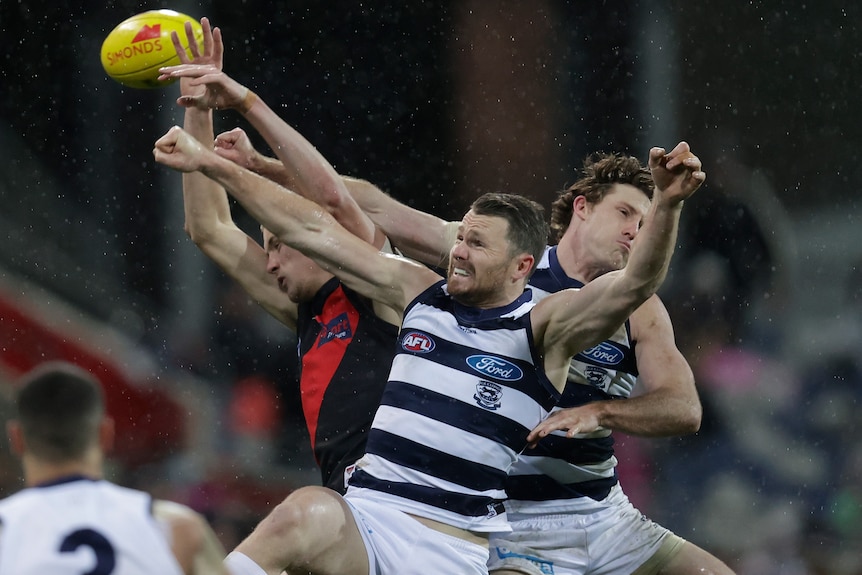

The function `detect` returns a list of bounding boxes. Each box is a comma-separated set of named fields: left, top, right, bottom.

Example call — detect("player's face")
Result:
left=447, top=210, right=519, bottom=307
left=262, top=229, right=328, bottom=303
left=580, top=184, right=651, bottom=273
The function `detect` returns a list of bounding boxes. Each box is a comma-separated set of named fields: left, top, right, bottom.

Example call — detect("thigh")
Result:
left=236, top=486, right=370, bottom=575
left=653, top=541, right=735, bottom=575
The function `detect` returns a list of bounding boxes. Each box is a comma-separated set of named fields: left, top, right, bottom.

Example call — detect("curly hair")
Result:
left=549, top=153, right=654, bottom=243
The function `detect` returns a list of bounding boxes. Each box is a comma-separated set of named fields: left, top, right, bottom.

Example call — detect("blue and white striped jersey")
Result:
left=347, top=280, right=560, bottom=532
left=506, top=245, right=639, bottom=512
left=0, top=477, right=184, bottom=575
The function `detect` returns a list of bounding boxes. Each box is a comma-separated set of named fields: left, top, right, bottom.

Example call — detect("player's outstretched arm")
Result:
left=344, top=176, right=458, bottom=269
left=154, top=126, right=437, bottom=314
left=210, top=132, right=457, bottom=268
left=168, top=18, right=297, bottom=328
left=160, top=57, right=379, bottom=248
left=532, top=143, right=705, bottom=394
left=527, top=294, right=701, bottom=443
left=161, top=47, right=455, bottom=263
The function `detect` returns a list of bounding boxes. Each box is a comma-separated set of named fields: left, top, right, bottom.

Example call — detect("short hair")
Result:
left=14, top=362, right=105, bottom=463
left=550, top=153, right=654, bottom=242
left=470, top=193, right=549, bottom=274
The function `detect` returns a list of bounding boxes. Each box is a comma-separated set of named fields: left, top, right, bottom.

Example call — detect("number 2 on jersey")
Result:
left=60, top=528, right=116, bottom=575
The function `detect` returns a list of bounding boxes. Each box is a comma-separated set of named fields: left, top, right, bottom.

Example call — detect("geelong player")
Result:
left=0, top=361, right=227, bottom=575
left=348, top=153, right=736, bottom=574
left=170, top=18, right=398, bottom=493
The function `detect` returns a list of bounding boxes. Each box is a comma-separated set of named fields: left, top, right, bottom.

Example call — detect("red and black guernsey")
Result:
left=296, top=277, right=398, bottom=493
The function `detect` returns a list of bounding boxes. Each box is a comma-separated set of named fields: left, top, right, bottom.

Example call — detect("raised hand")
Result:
left=214, top=127, right=261, bottom=170
left=169, top=17, right=223, bottom=99
left=159, top=18, right=250, bottom=115
left=648, top=141, right=706, bottom=206
left=153, top=126, right=210, bottom=173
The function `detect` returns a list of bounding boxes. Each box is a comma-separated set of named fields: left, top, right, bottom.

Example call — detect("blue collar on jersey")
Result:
left=452, top=288, right=534, bottom=324
left=34, top=474, right=99, bottom=489
left=546, top=245, right=584, bottom=289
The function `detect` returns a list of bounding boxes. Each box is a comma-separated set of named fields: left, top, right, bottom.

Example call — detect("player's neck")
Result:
left=22, top=452, right=104, bottom=487
left=555, top=235, right=596, bottom=283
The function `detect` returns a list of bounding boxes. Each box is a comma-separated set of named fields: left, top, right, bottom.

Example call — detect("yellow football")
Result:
left=101, top=10, right=203, bottom=89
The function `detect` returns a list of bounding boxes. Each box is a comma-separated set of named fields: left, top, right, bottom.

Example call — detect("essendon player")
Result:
left=171, top=18, right=398, bottom=493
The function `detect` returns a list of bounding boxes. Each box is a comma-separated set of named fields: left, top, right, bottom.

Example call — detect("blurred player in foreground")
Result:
left=0, top=361, right=227, bottom=575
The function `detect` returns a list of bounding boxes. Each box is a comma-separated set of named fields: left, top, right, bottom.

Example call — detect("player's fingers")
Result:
left=667, top=141, right=690, bottom=156
left=184, top=21, right=201, bottom=59
left=648, top=147, right=666, bottom=168
left=212, top=26, right=225, bottom=69
left=664, top=150, right=696, bottom=171
left=154, top=127, right=178, bottom=149
left=199, top=17, right=212, bottom=57
left=170, top=31, right=190, bottom=65
left=160, top=64, right=219, bottom=77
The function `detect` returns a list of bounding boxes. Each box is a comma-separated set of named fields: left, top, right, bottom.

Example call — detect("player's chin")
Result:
left=446, top=275, right=471, bottom=294
left=609, top=252, right=628, bottom=270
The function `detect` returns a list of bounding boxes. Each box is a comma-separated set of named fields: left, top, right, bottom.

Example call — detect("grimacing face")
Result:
left=446, top=210, right=521, bottom=308
left=577, top=184, right=651, bottom=274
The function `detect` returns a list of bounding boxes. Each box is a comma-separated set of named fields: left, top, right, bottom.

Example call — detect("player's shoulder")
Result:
left=0, top=488, right=31, bottom=514
left=629, top=293, right=674, bottom=339
left=631, top=293, right=670, bottom=320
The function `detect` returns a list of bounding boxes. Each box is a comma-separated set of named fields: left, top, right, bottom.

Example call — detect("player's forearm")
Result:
left=199, top=153, right=331, bottom=250
left=593, top=392, right=701, bottom=437
left=620, top=198, right=683, bottom=298
left=240, top=99, right=378, bottom=243
left=182, top=107, right=233, bottom=242
left=249, top=154, right=295, bottom=189
left=242, top=97, right=342, bottom=208
left=346, top=178, right=455, bottom=267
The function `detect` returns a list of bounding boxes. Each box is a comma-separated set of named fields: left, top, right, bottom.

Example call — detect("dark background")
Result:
left=2, top=1, right=861, bottom=571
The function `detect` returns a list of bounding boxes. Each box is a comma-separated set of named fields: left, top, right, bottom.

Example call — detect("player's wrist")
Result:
left=235, top=88, right=258, bottom=114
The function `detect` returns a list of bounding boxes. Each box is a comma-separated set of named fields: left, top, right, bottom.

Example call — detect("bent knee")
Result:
left=261, top=486, right=349, bottom=540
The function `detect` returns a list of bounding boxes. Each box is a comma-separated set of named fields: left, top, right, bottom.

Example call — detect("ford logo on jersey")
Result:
left=577, top=341, right=625, bottom=366
left=466, top=355, right=523, bottom=381
left=401, top=331, right=435, bottom=353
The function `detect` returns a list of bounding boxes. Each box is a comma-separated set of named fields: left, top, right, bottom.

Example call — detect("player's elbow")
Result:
left=185, top=221, right=213, bottom=248
left=680, top=399, right=703, bottom=434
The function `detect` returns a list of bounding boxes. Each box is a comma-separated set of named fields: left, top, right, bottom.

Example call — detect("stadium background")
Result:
left=1, top=1, right=860, bottom=572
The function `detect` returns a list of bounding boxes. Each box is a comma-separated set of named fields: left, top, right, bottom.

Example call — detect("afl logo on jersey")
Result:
left=466, top=355, right=523, bottom=381
left=401, top=331, right=435, bottom=353
left=577, top=342, right=625, bottom=366
left=474, top=380, right=503, bottom=410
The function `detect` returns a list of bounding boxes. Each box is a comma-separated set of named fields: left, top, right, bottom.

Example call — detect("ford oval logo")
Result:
left=466, top=355, right=523, bottom=381
left=577, top=342, right=625, bottom=366
left=402, top=331, right=435, bottom=353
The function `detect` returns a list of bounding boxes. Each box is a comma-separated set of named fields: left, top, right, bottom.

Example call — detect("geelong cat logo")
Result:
left=576, top=342, right=625, bottom=366
left=402, top=331, right=435, bottom=353
left=466, top=355, right=523, bottom=381
left=474, top=380, right=503, bottom=410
